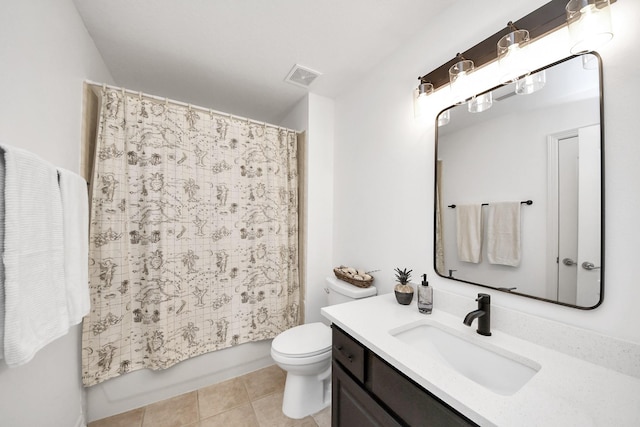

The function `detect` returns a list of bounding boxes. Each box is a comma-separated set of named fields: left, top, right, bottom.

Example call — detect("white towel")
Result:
left=487, top=201, right=521, bottom=267
left=456, top=204, right=483, bottom=263
left=57, top=168, right=90, bottom=325
left=1, top=144, right=69, bottom=366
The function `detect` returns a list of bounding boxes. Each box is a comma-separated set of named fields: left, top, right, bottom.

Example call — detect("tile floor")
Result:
left=88, top=365, right=331, bottom=427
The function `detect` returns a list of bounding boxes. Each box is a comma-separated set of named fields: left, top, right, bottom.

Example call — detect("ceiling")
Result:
left=73, top=0, right=452, bottom=124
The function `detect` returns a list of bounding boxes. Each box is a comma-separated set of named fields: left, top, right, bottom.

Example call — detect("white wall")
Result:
left=281, top=93, right=336, bottom=324
left=0, top=0, right=113, bottom=426
left=305, top=94, right=335, bottom=323
left=333, top=0, right=640, bottom=344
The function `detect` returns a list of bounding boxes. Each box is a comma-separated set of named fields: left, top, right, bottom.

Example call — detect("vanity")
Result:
left=332, top=324, right=475, bottom=426
left=322, top=290, right=640, bottom=426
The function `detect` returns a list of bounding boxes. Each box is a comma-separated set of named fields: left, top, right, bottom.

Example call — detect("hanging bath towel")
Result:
left=1, top=144, right=69, bottom=366
left=487, top=201, right=521, bottom=267
left=456, top=204, right=483, bottom=263
left=57, top=168, right=90, bottom=325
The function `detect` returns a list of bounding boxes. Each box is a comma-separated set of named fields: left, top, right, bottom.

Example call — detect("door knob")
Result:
left=562, top=258, right=576, bottom=266
left=581, top=261, right=600, bottom=271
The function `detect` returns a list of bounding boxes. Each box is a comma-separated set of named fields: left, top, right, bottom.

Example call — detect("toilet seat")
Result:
left=271, top=322, right=331, bottom=358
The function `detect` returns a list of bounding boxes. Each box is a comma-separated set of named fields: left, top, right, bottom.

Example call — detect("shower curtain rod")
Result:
left=447, top=200, right=533, bottom=209
left=84, top=80, right=299, bottom=133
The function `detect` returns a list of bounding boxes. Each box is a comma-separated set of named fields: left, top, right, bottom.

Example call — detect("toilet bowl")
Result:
left=271, top=322, right=332, bottom=419
left=271, top=276, right=377, bottom=419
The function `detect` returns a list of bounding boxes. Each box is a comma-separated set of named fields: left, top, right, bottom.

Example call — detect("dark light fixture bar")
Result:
left=419, top=0, right=617, bottom=91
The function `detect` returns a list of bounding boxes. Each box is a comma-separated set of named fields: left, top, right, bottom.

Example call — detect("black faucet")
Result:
left=463, top=293, right=492, bottom=336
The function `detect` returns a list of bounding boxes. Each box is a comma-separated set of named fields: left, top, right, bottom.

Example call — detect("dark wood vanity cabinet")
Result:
left=332, top=326, right=477, bottom=427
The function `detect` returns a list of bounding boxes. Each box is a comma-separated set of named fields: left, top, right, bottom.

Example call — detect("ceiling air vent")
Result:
left=284, top=64, right=322, bottom=88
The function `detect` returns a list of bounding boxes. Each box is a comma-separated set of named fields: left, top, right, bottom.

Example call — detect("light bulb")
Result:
left=567, top=0, right=613, bottom=54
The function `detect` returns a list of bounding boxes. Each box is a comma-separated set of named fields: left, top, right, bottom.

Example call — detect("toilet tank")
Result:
left=326, top=276, right=377, bottom=305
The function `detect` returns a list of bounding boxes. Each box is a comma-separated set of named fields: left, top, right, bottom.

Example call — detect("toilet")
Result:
left=271, top=276, right=377, bottom=419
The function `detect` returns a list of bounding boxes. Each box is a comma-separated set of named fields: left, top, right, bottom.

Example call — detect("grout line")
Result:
left=195, top=389, right=201, bottom=421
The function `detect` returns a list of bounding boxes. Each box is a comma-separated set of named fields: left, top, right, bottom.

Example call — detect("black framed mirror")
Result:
left=434, top=53, right=604, bottom=309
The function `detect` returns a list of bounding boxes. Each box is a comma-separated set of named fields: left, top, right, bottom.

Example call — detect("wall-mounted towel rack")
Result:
left=447, top=200, right=533, bottom=209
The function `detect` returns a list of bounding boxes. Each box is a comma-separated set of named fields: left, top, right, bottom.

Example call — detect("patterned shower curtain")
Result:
left=82, top=88, right=300, bottom=386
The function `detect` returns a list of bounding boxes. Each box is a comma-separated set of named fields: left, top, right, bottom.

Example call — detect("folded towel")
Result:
left=57, top=168, right=90, bottom=325
left=456, top=204, right=483, bottom=263
left=487, top=201, right=521, bottom=267
left=1, top=144, right=69, bottom=366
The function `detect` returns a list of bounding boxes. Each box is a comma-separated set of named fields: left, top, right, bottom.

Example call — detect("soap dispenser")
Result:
left=418, top=274, right=433, bottom=314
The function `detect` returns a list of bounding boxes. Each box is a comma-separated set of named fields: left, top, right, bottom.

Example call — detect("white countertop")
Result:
left=321, top=293, right=640, bottom=426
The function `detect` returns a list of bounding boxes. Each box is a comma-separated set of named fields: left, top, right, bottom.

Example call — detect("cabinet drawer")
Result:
left=332, top=326, right=366, bottom=383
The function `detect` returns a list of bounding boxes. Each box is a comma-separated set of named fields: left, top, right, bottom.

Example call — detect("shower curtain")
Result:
left=82, top=88, right=300, bottom=386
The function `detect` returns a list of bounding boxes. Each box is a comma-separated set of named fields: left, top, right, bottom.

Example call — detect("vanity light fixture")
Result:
left=468, top=92, right=493, bottom=113
left=497, top=22, right=531, bottom=84
left=516, top=70, right=547, bottom=95
left=566, top=0, right=613, bottom=54
left=449, top=54, right=475, bottom=105
left=416, top=1, right=617, bottom=95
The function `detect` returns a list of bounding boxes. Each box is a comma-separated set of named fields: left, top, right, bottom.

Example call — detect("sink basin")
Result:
left=390, top=322, right=540, bottom=395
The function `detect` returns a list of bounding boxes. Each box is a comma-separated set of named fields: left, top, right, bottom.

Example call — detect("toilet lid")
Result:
left=272, top=322, right=331, bottom=357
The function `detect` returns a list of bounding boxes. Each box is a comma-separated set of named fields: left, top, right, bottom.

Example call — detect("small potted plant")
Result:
left=394, top=268, right=414, bottom=305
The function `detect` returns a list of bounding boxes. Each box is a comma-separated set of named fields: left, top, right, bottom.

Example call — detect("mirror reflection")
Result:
left=435, top=53, right=603, bottom=309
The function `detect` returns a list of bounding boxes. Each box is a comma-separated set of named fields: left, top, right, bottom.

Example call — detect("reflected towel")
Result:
left=487, top=201, right=521, bottom=267
left=57, top=168, right=90, bottom=325
left=1, top=144, right=69, bottom=366
left=456, top=204, right=483, bottom=263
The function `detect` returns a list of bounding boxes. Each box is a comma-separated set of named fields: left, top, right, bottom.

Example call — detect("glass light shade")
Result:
left=413, top=82, right=433, bottom=118
left=468, top=92, right=493, bottom=113
left=497, top=29, right=531, bottom=84
left=437, top=109, right=450, bottom=127
left=418, top=82, right=434, bottom=98
left=516, top=70, right=546, bottom=95
left=449, top=59, right=475, bottom=105
left=567, top=0, right=613, bottom=54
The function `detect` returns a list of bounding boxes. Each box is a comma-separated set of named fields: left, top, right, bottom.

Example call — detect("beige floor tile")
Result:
left=251, top=392, right=318, bottom=427
left=198, top=377, right=250, bottom=419
left=199, top=403, right=260, bottom=427
left=142, top=391, right=199, bottom=427
left=241, top=365, right=286, bottom=401
left=89, top=407, right=145, bottom=427
left=311, top=406, right=331, bottom=427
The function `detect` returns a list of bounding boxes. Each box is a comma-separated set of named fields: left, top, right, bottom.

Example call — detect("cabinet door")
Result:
left=332, top=361, right=401, bottom=427
left=369, top=354, right=476, bottom=427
